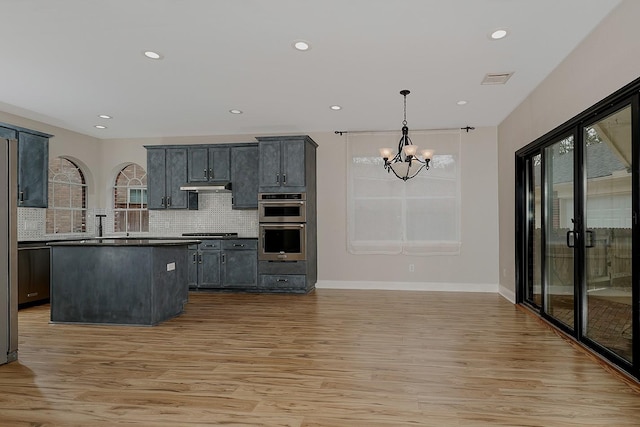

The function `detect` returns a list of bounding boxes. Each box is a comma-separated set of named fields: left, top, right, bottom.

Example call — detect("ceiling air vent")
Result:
left=481, top=72, right=514, bottom=85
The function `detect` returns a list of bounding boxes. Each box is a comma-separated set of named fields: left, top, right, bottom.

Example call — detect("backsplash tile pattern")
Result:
left=18, top=193, right=258, bottom=241
left=149, top=192, right=258, bottom=237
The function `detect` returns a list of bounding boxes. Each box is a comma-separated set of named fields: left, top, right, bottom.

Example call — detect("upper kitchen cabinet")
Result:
left=18, top=132, right=49, bottom=208
left=187, top=146, right=230, bottom=183
left=146, top=146, right=188, bottom=210
left=0, top=122, right=51, bottom=208
left=230, top=144, right=258, bottom=209
left=257, top=135, right=317, bottom=193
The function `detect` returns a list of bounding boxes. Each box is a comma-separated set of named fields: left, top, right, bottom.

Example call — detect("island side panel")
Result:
left=150, top=246, right=189, bottom=325
left=50, top=246, right=153, bottom=325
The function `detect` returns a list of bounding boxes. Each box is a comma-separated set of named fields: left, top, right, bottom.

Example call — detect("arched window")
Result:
left=114, top=163, right=148, bottom=233
left=46, top=157, right=87, bottom=234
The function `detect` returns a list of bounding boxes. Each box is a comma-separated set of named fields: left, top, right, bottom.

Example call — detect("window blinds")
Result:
left=346, top=129, right=462, bottom=255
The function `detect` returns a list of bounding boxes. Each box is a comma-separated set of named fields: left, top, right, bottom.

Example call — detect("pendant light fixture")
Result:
left=380, top=90, right=432, bottom=181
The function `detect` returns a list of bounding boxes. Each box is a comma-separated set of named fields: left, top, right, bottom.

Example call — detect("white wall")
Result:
left=497, top=0, right=640, bottom=298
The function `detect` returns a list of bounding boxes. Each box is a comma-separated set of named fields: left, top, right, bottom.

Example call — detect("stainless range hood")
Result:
left=179, top=182, right=232, bottom=192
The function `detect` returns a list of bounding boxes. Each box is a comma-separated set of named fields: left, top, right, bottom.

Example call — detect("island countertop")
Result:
left=47, top=239, right=201, bottom=247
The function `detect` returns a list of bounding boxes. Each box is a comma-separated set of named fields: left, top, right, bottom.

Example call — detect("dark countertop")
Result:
left=20, top=236, right=257, bottom=246
left=47, top=239, right=202, bottom=247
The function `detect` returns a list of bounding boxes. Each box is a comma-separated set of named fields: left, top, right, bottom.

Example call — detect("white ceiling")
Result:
left=0, top=0, right=622, bottom=139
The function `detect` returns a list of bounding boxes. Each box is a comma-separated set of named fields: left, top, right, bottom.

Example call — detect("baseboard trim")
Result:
left=315, top=280, right=498, bottom=293
left=498, top=285, right=516, bottom=303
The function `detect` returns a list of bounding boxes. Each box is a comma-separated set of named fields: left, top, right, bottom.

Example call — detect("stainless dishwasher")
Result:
left=18, top=244, right=50, bottom=307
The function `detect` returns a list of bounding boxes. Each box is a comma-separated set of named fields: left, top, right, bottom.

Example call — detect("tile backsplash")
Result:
left=149, top=192, right=258, bottom=237
left=17, top=192, right=258, bottom=241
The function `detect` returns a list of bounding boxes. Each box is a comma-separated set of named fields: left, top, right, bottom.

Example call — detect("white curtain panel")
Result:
left=346, top=129, right=461, bottom=255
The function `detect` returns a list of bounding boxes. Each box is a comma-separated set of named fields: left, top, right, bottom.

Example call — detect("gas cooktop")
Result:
left=181, top=232, right=238, bottom=237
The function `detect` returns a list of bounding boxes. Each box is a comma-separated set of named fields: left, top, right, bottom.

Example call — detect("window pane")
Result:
left=113, top=163, right=149, bottom=232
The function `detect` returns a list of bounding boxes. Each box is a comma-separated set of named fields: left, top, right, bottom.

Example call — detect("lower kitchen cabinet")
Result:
left=221, top=240, right=258, bottom=288
left=189, top=239, right=257, bottom=291
left=259, top=274, right=307, bottom=293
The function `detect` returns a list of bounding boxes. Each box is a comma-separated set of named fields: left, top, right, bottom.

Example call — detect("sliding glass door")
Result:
left=583, top=105, right=633, bottom=363
left=544, top=136, right=576, bottom=330
left=517, top=87, right=638, bottom=377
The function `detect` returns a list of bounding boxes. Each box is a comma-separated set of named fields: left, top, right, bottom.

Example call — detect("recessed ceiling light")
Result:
left=489, top=28, right=509, bottom=40
left=293, top=40, right=310, bottom=51
left=456, top=100, right=468, bottom=106
left=94, top=125, right=107, bottom=129
left=98, top=114, right=112, bottom=119
left=229, top=109, right=243, bottom=114
left=330, top=105, right=342, bottom=111
left=143, top=50, right=164, bottom=60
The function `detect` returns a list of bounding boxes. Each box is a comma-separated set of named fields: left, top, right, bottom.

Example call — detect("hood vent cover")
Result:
left=179, top=182, right=232, bottom=192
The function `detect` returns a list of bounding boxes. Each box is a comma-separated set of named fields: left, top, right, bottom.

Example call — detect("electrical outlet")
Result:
left=409, top=264, right=415, bottom=272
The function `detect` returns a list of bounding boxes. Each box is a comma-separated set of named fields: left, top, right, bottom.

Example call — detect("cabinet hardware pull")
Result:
left=27, top=292, right=39, bottom=297
left=161, top=196, right=166, bottom=207
left=276, top=173, right=279, bottom=183
left=283, top=174, right=286, bottom=184
left=204, top=169, right=207, bottom=178
left=19, top=191, right=24, bottom=204
left=167, top=196, right=171, bottom=207
left=198, top=254, right=202, bottom=264
left=233, top=244, right=244, bottom=247
left=192, top=253, right=197, bottom=264
left=276, top=279, right=288, bottom=282
left=222, top=254, right=226, bottom=263
left=209, top=168, right=212, bottom=178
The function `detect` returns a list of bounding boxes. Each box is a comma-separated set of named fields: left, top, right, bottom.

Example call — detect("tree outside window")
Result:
left=46, top=157, right=87, bottom=234
left=114, top=164, right=148, bottom=233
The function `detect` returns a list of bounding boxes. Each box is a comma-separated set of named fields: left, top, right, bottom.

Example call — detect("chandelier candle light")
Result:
left=380, top=90, right=433, bottom=181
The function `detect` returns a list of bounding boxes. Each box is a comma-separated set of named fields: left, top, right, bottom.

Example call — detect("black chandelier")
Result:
left=380, top=90, right=432, bottom=181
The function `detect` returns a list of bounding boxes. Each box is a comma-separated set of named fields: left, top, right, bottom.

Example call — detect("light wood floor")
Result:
left=2, top=290, right=640, bottom=426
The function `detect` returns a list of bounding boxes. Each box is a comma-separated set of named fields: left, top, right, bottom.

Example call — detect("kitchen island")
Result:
left=48, top=239, right=199, bottom=326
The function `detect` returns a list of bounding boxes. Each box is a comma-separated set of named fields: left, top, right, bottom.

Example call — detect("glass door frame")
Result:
left=515, top=77, right=640, bottom=380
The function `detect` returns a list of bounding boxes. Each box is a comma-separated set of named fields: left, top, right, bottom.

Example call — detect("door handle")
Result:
left=566, top=230, right=576, bottom=248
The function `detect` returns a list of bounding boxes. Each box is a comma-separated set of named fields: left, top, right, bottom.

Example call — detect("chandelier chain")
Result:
left=402, top=93, right=407, bottom=126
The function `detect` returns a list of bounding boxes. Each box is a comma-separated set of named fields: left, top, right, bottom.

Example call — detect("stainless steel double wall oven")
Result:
left=258, top=193, right=306, bottom=261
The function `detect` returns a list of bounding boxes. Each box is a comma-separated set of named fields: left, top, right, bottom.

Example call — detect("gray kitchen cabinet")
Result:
left=221, top=240, right=258, bottom=288
left=189, top=239, right=256, bottom=290
left=199, top=241, right=222, bottom=288
left=146, top=146, right=188, bottom=209
left=258, top=274, right=307, bottom=293
left=0, top=126, right=17, bottom=139
left=18, top=132, right=49, bottom=208
left=257, top=135, right=317, bottom=193
left=187, top=146, right=230, bottom=183
left=188, top=241, right=222, bottom=289
left=187, top=244, right=198, bottom=289
left=1, top=122, right=51, bottom=208
left=230, top=144, right=258, bottom=209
